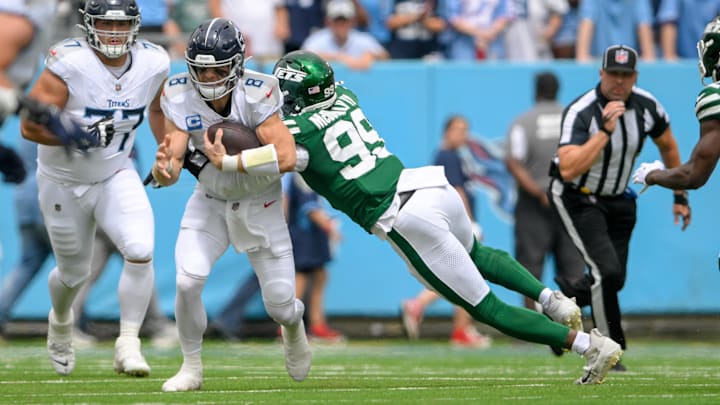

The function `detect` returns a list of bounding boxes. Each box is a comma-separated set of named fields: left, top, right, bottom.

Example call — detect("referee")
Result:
left=549, top=45, right=691, bottom=370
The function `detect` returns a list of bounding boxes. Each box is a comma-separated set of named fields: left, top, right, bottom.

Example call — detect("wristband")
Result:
left=240, top=144, right=280, bottom=176
left=673, top=191, right=689, bottom=205
left=295, top=146, right=309, bottom=172
left=221, top=154, right=239, bottom=172
left=599, top=125, right=613, bottom=136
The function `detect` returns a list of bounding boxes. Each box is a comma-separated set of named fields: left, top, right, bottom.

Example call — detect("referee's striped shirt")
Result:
left=557, top=84, right=670, bottom=196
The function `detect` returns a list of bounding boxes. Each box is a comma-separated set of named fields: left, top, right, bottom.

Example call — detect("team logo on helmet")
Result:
left=275, top=67, right=307, bottom=83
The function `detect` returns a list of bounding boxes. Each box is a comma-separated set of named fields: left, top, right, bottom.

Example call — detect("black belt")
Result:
left=398, top=190, right=416, bottom=210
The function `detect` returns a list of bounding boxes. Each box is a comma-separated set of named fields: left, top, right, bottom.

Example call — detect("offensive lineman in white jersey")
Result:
left=20, top=0, right=169, bottom=377
left=151, top=18, right=310, bottom=392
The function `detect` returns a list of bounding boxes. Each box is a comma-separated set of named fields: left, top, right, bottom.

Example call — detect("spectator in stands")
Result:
left=302, top=0, right=389, bottom=70
left=441, top=0, right=513, bottom=60
left=284, top=0, right=326, bottom=53
left=359, top=0, right=392, bottom=47
left=504, top=0, right=569, bottom=61
left=401, top=115, right=492, bottom=349
left=575, top=0, right=656, bottom=62
left=136, top=0, right=184, bottom=57
left=210, top=0, right=289, bottom=73
left=656, top=0, right=720, bottom=60
left=384, top=0, right=446, bottom=59
left=551, top=0, right=579, bottom=59
left=168, top=0, right=209, bottom=58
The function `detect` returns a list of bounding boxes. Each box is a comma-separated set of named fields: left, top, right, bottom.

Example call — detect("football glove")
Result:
left=632, top=160, right=665, bottom=186
left=0, top=144, right=27, bottom=184
left=18, top=96, right=100, bottom=151
left=0, top=87, right=19, bottom=119
left=87, top=115, right=114, bottom=148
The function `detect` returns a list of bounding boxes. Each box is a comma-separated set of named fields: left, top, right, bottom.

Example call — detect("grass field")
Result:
left=1, top=337, right=719, bottom=404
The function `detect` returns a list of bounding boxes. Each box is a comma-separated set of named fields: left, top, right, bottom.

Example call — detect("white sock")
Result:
left=572, top=331, right=591, bottom=355
left=48, top=268, right=80, bottom=323
left=118, top=260, right=154, bottom=327
left=182, top=352, right=202, bottom=370
left=538, top=288, right=553, bottom=307
left=119, top=321, right=141, bottom=338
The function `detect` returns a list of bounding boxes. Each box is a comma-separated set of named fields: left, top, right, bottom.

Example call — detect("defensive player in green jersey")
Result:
left=203, top=50, right=623, bottom=384
left=633, top=16, right=720, bottom=270
left=634, top=16, right=720, bottom=190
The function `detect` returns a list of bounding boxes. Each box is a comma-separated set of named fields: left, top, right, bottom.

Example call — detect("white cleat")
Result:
left=113, top=336, right=151, bottom=377
left=73, top=327, right=97, bottom=349
left=576, top=328, right=623, bottom=385
left=162, top=366, right=203, bottom=392
left=544, top=290, right=583, bottom=331
left=281, top=320, right=312, bottom=382
left=47, top=309, right=75, bottom=376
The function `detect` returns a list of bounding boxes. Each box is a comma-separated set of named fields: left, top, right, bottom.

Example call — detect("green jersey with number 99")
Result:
left=283, top=86, right=404, bottom=232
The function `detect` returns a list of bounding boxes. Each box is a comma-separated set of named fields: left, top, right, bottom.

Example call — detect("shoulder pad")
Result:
left=134, top=40, right=170, bottom=57
left=163, top=73, right=194, bottom=99
left=45, top=38, right=88, bottom=67
left=240, top=70, right=281, bottom=105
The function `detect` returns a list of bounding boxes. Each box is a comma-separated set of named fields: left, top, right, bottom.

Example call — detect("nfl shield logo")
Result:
left=615, top=50, right=629, bottom=64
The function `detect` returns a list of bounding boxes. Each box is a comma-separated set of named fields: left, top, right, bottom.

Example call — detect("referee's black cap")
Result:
left=602, top=45, right=638, bottom=73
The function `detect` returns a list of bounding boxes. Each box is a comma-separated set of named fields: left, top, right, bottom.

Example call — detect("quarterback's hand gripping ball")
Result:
left=206, top=121, right=261, bottom=155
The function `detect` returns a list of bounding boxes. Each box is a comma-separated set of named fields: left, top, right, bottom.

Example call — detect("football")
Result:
left=207, top=121, right=261, bottom=155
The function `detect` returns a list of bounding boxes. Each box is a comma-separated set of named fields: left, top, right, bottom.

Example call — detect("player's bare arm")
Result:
left=650, top=128, right=691, bottom=229
left=0, top=12, right=34, bottom=88
left=20, top=69, right=69, bottom=145
left=147, top=85, right=166, bottom=144
left=255, top=113, right=297, bottom=171
left=152, top=118, right=188, bottom=186
left=647, top=119, right=720, bottom=189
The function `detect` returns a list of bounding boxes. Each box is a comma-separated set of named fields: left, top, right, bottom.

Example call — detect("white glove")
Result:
left=632, top=160, right=665, bottom=186
left=0, top=87, right=19, bottom=119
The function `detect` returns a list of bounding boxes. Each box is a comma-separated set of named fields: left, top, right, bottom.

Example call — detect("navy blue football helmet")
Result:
left=185, top=18, right=246, bottom=101
left=80, top=0, right=141, bottom=58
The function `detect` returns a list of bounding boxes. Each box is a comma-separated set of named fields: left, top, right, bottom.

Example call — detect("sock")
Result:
left=119, top=321, right=141, bottom=338
left=118, top=260, right=154, bottom=327
left=48, top=268, right=81, bottom=323
left=469, top=240, right=546, bottom=300
left=572, top=331, right=591, bottom=355
left=469, top=291, right=569, bottom=348
left=182, top=352, right=202, bottom=370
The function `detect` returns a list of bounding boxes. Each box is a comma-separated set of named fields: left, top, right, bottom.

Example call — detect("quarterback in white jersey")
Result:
left=152, top=18, right=310, bottom=392
left=20, top=0, right=168, bottom=377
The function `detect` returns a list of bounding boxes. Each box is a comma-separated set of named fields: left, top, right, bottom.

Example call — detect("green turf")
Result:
left=1, top=338, right=719, bottom=404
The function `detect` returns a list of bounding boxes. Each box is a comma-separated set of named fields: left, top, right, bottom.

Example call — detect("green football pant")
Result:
left=386, top=186, right=569, bottom=347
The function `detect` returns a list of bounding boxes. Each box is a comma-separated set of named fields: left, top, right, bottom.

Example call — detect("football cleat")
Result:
left=281, top=320, right=312, bottom=382
left=544, top=291, right=583, bottom=332
left=47, top=309, right=75, bottom=375
left=113, top=336, right=151, bottom=377
left=576, top=329, right=623, bottom=385
left=162, top=365, right=203, bottom=392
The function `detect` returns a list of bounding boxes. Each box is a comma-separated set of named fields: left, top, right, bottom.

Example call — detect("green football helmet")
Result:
left=697, top=16, right=720, bottom=85
left=273, top=50, right=336, bottom=116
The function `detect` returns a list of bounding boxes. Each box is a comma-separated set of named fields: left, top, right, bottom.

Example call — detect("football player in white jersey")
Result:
left=151, top=18, right=310, bottom=392
left=19, top=0, right=169, bottom=377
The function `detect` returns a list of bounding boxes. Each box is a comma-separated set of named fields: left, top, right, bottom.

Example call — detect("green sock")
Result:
left=469, top=291, right=569, bottom=347
left=470, top=240, right=545, bottom=301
